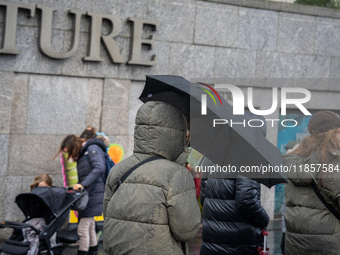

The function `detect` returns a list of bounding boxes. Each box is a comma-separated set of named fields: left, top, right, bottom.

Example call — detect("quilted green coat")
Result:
left=103, top=101, right=201, bottom=255
left=284, top=152, right=340, bottom=255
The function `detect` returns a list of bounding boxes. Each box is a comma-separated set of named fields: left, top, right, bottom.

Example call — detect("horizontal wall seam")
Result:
left=202, top=0, right=340, bottom=19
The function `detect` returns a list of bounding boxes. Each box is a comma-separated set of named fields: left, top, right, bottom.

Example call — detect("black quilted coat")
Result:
left=77, top=138, right=106, bottom=218
left=200, top=176, right=269, bottom=255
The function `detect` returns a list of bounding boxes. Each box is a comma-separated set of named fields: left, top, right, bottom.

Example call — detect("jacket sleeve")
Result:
left=103, top=167, right=119, bottom=218
left=235, top=176, right=269, bottom=228
left=166, top=168, right=201, bottom=242
left=80, top=145, right=106, bottom=189
left=103, top=180, right=114, bottom=219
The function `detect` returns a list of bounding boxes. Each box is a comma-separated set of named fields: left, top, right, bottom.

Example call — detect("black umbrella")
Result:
left=139, top=75, right=190, bottom=121
left=139, top=75, right=286, bottom=188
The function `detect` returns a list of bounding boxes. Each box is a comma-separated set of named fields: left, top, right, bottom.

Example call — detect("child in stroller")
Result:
left=0, top=185, right=87, bottom=255
left=29, top=174, right=53, bottom=191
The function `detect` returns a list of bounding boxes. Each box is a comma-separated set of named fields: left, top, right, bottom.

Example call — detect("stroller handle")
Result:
left=66, top=186, right=85, bottom=192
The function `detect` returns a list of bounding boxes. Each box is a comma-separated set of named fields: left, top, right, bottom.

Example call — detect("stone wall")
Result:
left=1, top=0, right=340, bottom=238
left=270, top=0, right=294, bottom=3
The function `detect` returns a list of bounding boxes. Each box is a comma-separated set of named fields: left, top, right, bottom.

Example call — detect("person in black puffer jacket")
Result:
left=58, top=135, right=106, bottom=255
left=200, top=176, right=269, bottom=255
left=200, top=114, right=269, bottom=255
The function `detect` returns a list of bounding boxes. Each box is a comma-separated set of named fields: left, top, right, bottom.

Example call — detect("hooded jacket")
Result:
left=200, top=176, right=269, bottom=255
left=103, top=101, right=201, bottom=255
left=77, top=138, right=106, bottom=218
left=283, top=152, right=340, bottom=255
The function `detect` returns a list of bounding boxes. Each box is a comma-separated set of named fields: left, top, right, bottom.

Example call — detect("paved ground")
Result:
left=0, top=221, right=283, bottom=255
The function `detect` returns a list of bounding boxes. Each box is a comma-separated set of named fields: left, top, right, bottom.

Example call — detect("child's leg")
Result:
left=78, top=218, right=91, bottom=252
left=89, top=218, right=98, bottom=247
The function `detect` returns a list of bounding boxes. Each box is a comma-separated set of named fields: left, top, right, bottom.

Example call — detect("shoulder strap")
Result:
left=312, top=183, right=340, bottom=220
left=117, top=155, right=165, bottom=188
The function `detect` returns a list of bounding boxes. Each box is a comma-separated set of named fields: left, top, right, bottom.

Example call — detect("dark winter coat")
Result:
left=77, top=138, right=106, bottom=218
left=284, top=152, right=340, bottom=255
left=200, top=176, right=269, bottom=255
left=103, top=101, right=201, bottom=255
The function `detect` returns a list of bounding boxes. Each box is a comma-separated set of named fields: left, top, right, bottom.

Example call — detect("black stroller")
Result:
left=0, top=186, right=87, bottom=255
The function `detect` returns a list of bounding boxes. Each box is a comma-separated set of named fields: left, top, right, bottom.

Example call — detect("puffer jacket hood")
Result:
left=133, top=101, right=187, bottom=161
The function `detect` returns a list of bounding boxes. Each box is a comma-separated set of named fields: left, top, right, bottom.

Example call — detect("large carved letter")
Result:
left=0, top=1, right=35, bottom=54
left=84, top=13, right=124, bottom=63
left=38, top=5, right=83, bottom=59
left=128, top=18, right=158, bottom=66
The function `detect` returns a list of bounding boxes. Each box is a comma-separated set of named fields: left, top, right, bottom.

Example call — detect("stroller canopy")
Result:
left=15, top=186, right=74, bottom=224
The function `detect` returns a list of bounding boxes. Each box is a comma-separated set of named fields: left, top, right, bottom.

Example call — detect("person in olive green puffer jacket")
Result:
left=283, top=111, right=340, bottom=255
left=103, top=101, right=201, bottom=255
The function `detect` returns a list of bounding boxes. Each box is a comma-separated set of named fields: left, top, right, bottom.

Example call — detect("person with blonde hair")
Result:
left=284, top=111, right=340, bottom=255
left=30, top=174, right=53, bottom=191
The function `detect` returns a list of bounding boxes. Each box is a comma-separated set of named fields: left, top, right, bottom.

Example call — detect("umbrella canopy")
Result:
left=139, top=75, right=190, bottom=121
left=139, top=75, right=286, bottom=188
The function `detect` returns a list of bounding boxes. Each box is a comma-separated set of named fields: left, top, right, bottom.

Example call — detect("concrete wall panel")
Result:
left=215, top=48, right=256, bottom=78
left=101, top=79, right=130, bottom=135
left=169, top=43, right=215, bottom=78
left=195, top=2, right=238, bottom=47
left=238, top=7, right=278, bottom=51
left=277, top=13, right=315, bottom=55
left=8, top=135, right=60, bottom=175
left=0, top=135, right=9, bottom=177
left=26, top=75, right=89, bottom=135
left=0, top=72, right=15, bottom=134
left=10, top=74, right=29, bottom=134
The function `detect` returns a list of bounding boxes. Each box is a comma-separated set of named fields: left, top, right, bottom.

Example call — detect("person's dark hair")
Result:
left=54, top=135, right=84, bottom=161
left=86, top=125, right=96, bottom=133
left=80, top=129, right=96, bottom=141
